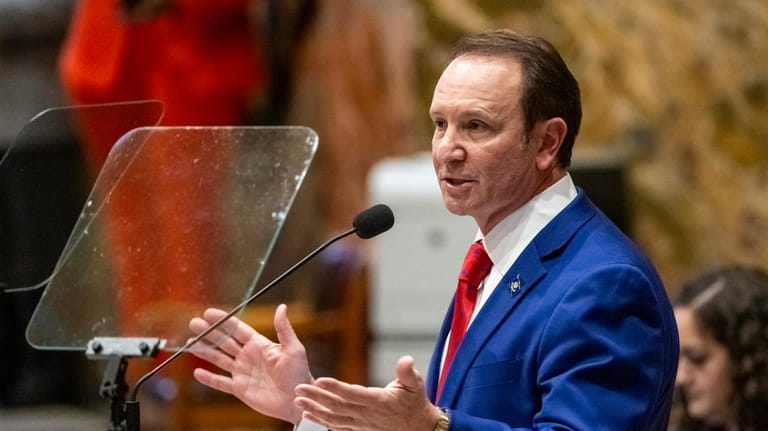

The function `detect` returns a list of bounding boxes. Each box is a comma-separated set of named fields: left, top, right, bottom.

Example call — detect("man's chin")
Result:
left=443, top=202, right=470, bottom=217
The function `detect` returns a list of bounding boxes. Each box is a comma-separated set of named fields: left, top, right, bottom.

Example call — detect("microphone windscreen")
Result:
left=353, top=204, right=394, bottom=239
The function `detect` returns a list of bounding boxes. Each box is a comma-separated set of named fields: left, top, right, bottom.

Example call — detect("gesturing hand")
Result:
left=187, top=304, right=314, bottom=424
left=294, top=355, right=441, bottom=431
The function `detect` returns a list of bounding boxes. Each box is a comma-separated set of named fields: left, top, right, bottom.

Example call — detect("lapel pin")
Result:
left=510, top=274, right=521, bottom=294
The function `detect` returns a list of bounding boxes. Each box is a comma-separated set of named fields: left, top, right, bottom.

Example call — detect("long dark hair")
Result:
left=673, top=266, right=768, bottom=431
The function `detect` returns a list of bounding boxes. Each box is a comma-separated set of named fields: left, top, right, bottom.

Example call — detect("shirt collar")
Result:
left=476, top=173, right=578, bottom=280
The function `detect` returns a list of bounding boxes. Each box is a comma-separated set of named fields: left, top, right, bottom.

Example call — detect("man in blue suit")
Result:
left=188, top=29, right=679, bottom=430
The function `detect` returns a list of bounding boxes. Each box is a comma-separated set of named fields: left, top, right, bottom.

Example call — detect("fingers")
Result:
left=192, top=367, right=234, bottom=395
left=202, top=309, right=258, bottom=346
left=188, top=308, right=263, bottom=355
left=395, top=355, right=422, bottom=391
left=297, top=373, right=434, bottom=431
left=295, top=382, right=343, bottom=411
left=274, top=304, right=306, bottom=356
left=188, top=316, right=245, bottom=358
left=186, top=340, right=235, bottom=372
left=295, top=379, right=363, bottom=430
left=294, top=377, right=372, bottom=430
left=188, top=308, right=236, bottom=340
left=296, top=378, right=361, bottom=406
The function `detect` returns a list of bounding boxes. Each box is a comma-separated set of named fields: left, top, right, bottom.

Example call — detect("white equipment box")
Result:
left=367, top=153, right=476, bottom=385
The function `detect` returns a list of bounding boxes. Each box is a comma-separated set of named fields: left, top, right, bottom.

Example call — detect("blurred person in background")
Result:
left=57, top=0, right=270, bottom=331
left=55, top=3, right=272, bottom=421
left=59, top=0, right=267, bottom=129
left=672, top=266, right=768, bottom=431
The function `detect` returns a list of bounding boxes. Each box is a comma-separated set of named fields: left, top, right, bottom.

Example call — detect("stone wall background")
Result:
left=413, top=0, right=768, bottom=290
left=3, top=0, right=763, bottom=303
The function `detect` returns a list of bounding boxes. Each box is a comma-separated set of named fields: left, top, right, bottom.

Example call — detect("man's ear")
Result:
left=535, top=117, right=567, bottom=171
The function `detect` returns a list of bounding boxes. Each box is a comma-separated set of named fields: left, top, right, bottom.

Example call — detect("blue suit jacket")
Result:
left=426, top=191, right=679, bottom=430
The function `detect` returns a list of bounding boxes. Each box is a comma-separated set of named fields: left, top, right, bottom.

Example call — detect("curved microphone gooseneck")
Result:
left=124, top=204, right=394, bottom=430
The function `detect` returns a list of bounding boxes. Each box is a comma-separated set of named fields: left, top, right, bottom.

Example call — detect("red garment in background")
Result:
left=60, top=0, right=265, bottom=127
left=57, top=0, right=266, bottom=349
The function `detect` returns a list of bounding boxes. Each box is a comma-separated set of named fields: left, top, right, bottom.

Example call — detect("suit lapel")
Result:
left=435, top=247, right=546, bottom=405
left=427, top=295, right=454, bottom=402
left=432, top=191, right=597, bottom=406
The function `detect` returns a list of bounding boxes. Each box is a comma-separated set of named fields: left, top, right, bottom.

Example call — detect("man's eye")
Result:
left=467, top=120, right=486, bottom=131
left=433, top=119, right=447, bottom=129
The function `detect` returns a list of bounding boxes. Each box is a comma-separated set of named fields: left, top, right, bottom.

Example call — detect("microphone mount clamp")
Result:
left=85, top=337, right=165, bottom=431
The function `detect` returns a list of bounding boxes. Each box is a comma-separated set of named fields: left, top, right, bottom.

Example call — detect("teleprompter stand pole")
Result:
left=101, top=355, right=128, bottom=431
left=86, top=337, right=164, bottom=431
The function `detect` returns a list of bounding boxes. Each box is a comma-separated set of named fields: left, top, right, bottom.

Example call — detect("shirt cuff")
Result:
left=293, top=418, right=327, bottom=431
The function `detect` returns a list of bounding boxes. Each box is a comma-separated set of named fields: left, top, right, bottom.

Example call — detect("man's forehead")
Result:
left=430, top=56, right=522, bottom=114
left=446, top=54, right=522, bottom=74
left=435, top=56, right=521, bottom=93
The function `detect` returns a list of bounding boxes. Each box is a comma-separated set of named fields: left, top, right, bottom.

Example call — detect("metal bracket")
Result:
left=86, top=337, right=166, bottom=359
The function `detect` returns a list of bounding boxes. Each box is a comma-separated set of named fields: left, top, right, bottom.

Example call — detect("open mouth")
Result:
left=446, top=178, right=473, bottom=186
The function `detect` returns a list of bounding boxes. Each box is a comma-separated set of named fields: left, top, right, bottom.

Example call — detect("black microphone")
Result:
left=353, top=204, right=394, bottom=239
left=124, top=204, right=394, bottom=430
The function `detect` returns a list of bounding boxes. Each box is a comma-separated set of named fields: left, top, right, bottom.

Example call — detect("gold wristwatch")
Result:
left=433, top=408, right=450, bottom=431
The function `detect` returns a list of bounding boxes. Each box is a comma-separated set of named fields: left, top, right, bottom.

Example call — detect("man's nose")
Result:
left=433, top=128, right=466, bottom=162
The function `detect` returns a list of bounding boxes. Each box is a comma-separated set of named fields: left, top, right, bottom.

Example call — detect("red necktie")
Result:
left=437, top=240, right=492, bottom=400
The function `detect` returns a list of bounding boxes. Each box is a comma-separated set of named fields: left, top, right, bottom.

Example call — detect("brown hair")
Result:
left=450, top=29, right=581, bottom=168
